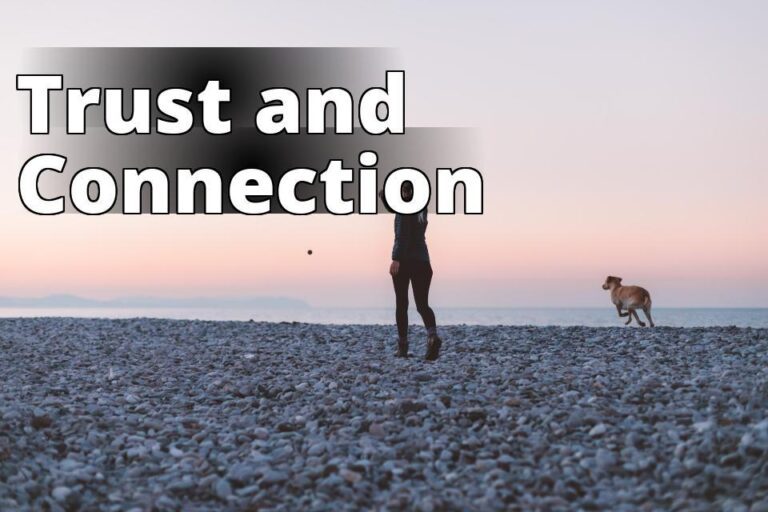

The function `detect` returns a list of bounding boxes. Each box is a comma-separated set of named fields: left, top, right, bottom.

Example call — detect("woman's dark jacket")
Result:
left=392, top=213, right=430, bottom=262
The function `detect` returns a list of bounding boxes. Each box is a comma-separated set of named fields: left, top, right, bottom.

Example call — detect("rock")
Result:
left=276, top=421, right=298, bottom=432
left=260, top=470, right=289, bottom=486
left=51, top=486, right=71, bottom=502
left=589, top=424, right=607, bottom=437
left=307, top=442, right=326, bottom=456
left=2, top=409, right=21, bottom=422
left=463, top=407, right=487, bottom=422
left=400, top=400, right=427, bottom=414
left=30, top=413, right=53, bottom=429
left=368, top=423, right=386, bottom=437
left=253, top=427, right=270, bottom=440
left=416, top=496, right=436, bottom=512
left=167, top=479, right=196, bottom=495
left=595, top=449, right=617, bottom=469
left=155, top=495, right=178, bottom=509
left=340, top=469, right=362, bottom=484
left=227, top=463, right=259, bottom=485
left=693, top=420, right=714, bottom=433
left=214, top=478, right=232, bottom=500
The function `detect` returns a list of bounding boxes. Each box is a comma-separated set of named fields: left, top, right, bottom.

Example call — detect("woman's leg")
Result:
left=412, top=261, right=441, bottom=360
left=392, top=264, right=410, bottom=341
left=411, top=261, right=436, bottom=333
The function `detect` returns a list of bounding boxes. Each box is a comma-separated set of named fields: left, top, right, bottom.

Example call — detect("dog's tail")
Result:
left=643, top=294, right=652, bottom=308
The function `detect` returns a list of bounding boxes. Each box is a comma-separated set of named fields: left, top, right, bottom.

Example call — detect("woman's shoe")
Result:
left=425, top=335, right=442, bottom=361
left=395, top=338, right=409, bottom=357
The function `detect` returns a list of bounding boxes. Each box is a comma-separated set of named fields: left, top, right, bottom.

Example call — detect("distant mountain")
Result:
left=0, top=294, right=310, bottom=309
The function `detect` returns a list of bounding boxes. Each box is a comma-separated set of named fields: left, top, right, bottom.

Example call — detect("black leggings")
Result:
left=392, top=260, right=436, bottom=339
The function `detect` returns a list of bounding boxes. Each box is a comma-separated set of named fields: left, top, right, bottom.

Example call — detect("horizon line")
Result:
left=0, top=298, right=766, bottom=310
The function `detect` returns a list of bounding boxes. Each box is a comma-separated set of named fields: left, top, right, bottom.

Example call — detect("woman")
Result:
left=386, top=182, right=442, bottom=360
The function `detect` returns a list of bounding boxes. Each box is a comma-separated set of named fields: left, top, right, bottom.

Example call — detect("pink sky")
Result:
left=1, top=1, right=767, bottom=307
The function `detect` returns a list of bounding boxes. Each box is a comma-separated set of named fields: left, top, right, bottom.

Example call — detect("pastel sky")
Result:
left=1, top=1, right=766, bottom=307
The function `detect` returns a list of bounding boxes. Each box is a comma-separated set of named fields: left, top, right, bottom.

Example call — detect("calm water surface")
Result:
left=0, top=308, right=766, bottom=328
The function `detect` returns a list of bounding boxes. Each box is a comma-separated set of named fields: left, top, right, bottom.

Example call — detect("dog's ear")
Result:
left=616, top=277, right=623, bottom=284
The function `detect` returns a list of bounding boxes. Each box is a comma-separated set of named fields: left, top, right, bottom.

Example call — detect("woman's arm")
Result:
left=390, top=215, right=409, bottom=276
left=378, top=189, right=396, bottom=214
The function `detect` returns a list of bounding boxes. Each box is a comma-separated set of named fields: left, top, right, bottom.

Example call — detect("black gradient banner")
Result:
left=19, top=48, right=478, bottom=214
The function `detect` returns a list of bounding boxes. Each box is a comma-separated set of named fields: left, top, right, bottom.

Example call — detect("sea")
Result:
left=0, top=307, right=766, bottom=328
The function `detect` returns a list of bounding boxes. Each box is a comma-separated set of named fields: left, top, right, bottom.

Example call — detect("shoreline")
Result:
left=1, top=315, right=767, bottom=331
left=0, top=310, right=766, bottom=329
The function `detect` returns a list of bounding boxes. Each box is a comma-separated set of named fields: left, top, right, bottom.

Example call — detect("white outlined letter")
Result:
left=307, top=89, right=353, bottom=134
left=71, top=168, right=117, bottom=215
left=18, top=154, right=66, bottom=215
left=436, top=167, right=484, bottom=214
left=158, top=89, right=194, bottom=134
left=105, top=89, right=151, bottom=134
left=123, top=168, right=170, bottom=214
left=256, top=88, right=300, bottom=134
left=279, top=168, right=316, bottom=214
left=67, top=88, right=101, bottom=134
left=319, top=160, right=354, bottom=214
left=230, top=168, right=272, bottom=214
left=359, top=71, right=404, bottom=135
left=358, top=150, right=378, bottom=214
left=197, top=81, right=231, bottom=135
left=384, top=168, right=430, bottom=214
left=178, top=168, right=223, bottom=214
left=16, top=75, right=63, bottom=134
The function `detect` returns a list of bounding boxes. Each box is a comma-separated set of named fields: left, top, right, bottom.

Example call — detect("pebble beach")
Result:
left=1, top=318, right=767, bottom=511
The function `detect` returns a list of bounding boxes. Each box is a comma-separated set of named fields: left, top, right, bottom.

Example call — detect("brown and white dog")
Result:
left=602, top=276, right=655, bottom=327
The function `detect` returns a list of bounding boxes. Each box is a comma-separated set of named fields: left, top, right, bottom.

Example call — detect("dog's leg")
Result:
left=632, top=309, right=646, bottom=327
left=643, top=306, right=655, bottom=327
left=616, top=305, right=629, bottom=318
left=624, top=308, right=633, bottom=325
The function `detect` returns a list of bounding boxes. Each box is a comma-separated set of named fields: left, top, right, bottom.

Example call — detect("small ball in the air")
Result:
left=307, top=249, right=313, bottom=255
